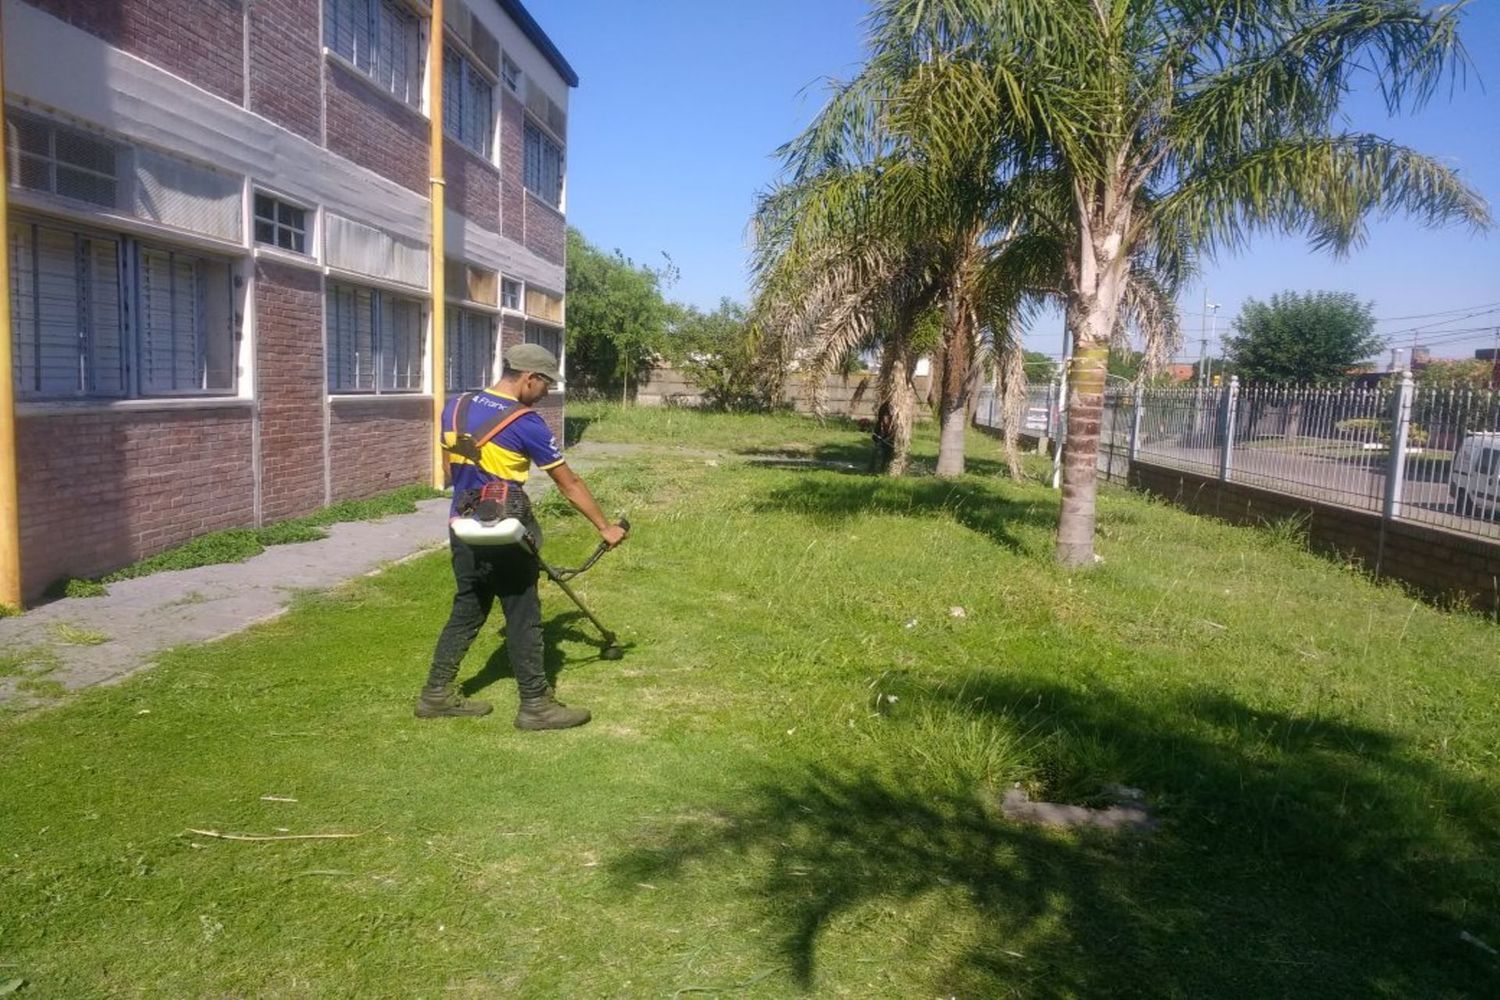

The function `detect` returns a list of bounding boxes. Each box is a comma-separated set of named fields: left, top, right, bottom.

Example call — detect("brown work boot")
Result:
left=414, top=684, right=493, bottom=719
left=515, top=692, right=591, bottom=731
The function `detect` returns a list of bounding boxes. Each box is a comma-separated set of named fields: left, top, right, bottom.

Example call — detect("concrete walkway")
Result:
left=0, top=497, right=454, bottom=709
left=0, top=441, right=691, bottom=711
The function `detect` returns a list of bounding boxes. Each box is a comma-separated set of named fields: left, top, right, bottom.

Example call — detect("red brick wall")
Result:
left=1130, top=462, right=1500, bottom=615
left=500, top=313, right=525, bottom=354
left=533, top=393, right=564, bottom=444
left=255, top=261, right=327, bottom=521
left=445, top=139, right=501, bottom=233
left=248, top=0, right=321, bottom=141
left=25, top=0, right=245, bottom=103
left=325, top=60, right=428, bottom=194
left=18, top=407, right=254, bottom=598
left=524, top=193, right=565, bottom=266
left=499, top=92, right=525, bottom=242
left=329, top=398, right=430, bottom=501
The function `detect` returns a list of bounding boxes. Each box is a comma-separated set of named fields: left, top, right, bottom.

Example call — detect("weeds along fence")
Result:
left=976, top=375, right=1500, bottom=544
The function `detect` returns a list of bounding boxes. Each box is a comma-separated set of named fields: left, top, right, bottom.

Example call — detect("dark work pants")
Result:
left=425, top=522, right=547, bottom=699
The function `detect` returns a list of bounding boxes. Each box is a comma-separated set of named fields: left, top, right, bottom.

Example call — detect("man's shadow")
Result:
left=459, top=611, right=600, bottom=696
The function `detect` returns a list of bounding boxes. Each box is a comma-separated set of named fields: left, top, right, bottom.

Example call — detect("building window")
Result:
left=446, top=307, right=496, bottom=391
left=501, top=278, right=521, bottom=311
left=253, top=194, right=308, bottom=254
left=6, top=110, right=118, bottom=209
left=138, top=246, right=236, bottom=394
left=524, top=321, right=561, bottom=366
left=501, top=55, right=520, bottom=92
left=523, top=121, right=563, bottom=208
left=8, top=218, right=236, bottom=398
left=326, top=282, right=424, bottom=393
left=323, top=0, right=424, bottom=108
left=443, top=46, right=494, bottom=158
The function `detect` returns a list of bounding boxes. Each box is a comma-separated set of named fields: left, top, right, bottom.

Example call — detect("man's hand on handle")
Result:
left=600, top=521, right=628, bottom=549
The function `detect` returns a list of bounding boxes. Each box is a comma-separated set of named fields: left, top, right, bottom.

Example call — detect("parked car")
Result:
left=1449, top=432, right=1500, bottom=518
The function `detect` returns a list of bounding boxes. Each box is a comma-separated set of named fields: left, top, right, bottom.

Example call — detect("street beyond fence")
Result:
left=978, top=376, right=1500, bottom=543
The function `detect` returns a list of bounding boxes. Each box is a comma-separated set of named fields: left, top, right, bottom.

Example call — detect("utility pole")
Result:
left=1198, top=290, right=1219, bottom=388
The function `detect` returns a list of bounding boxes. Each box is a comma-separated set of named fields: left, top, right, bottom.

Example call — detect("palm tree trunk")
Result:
left=998, top=344, right=1027, bottom=480
left=888, top=352, right=916, bottom=477
left=935, top=299, right=972, bottom=478
left=1057, top=336, right=1109, bottom=566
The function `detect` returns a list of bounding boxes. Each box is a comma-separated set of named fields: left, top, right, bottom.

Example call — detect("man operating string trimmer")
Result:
left=416, top=343, right=628, bottom=731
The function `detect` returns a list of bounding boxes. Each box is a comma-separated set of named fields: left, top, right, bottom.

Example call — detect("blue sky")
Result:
left=539, top=0, right=1500, bottom=365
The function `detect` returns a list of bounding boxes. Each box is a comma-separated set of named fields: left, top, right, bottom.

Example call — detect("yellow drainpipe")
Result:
left=428, top=0, right=447, bottom=488
left=0, top=8, right=25, bottom=609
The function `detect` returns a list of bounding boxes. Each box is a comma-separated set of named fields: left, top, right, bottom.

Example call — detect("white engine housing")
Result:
left=451, top=516, right=529, bottom=546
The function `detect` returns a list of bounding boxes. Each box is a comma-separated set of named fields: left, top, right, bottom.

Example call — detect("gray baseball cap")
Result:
left=505, top=343, right=561, bottom=382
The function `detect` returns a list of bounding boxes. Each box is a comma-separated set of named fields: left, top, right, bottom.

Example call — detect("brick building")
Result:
left=2, top=0, right=576, bottom=600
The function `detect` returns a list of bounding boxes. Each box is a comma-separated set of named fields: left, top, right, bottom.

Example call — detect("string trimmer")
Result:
left=452, top=498, right=629, bottom=660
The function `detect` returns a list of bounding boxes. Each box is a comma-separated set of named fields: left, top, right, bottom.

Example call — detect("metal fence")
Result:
left=977, top=376, right=1500, bottom=542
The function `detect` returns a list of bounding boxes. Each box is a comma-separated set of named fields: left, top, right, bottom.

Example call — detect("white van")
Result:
left=1449, top=432, right=1500, bottom=518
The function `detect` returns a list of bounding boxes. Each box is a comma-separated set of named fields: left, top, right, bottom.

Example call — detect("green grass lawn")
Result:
left=2, top=405, right=1497, bottom=998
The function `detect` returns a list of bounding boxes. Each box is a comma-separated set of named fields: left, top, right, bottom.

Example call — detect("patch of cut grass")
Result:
left=50, top=624, right=108, bottom=647
left=0, top=408, right=1496, bottom=997
left=0, top=646, right=60, bottom=678
left=15, top=676, right=66, bottom=699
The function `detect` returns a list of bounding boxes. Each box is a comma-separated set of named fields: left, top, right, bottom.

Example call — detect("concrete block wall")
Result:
left=636, top=364, right=932, bottom=420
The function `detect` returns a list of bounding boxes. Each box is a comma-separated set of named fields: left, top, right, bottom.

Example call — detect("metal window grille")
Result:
left=253, top=194, right=308, bottom=254
left=133, top=148, right=242, bottom=242
left=323, top=0, right=424, bottom=108
left=6, top=110, right=119, bottom=209
left=523, top=121, right=563, bottom=208
left=445, top=307, right=496, bottom=391
left=326, top=281, right=424, bottom=394
left=442, top=47, right=493, bottom=157
left=138, top=246, right=231, bottom=395
left=523, top=321, right=560, bottom=363
left=501, top=56, right=519, bottom=92
left=7, top=220, right=125, bottom=397
left=500, top=279, right=521, bottom=310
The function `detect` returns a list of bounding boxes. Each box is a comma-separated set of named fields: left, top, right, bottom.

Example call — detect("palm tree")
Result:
left=756, top=19, right=1188, bottom=481
left=864, top=0, right=1489, bottom=565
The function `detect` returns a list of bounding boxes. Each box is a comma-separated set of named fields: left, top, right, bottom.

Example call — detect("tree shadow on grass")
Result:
left=563, top=414, right=596, bottom=448
left=609, top=673, right=1500, bottom=996
left=752, top=474, right=1058, bottom=554
left=459, top=611, right=599, bottom=697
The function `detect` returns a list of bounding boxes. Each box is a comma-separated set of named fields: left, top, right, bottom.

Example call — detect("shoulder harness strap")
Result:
left=443, top=394, right=535, bottom=467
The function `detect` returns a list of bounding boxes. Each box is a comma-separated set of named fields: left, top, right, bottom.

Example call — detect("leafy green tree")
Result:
left=1415, top=358, right=1494, bottom=391
left=666, top=299, right=771, bottom=410
left=863, top=0, right=1489, bottom=566
left=564, top=228, right=670, bottom=399
left=1223, top=292, right=1380, bottom=383
left=1023, top=350, right=1058, bottom=385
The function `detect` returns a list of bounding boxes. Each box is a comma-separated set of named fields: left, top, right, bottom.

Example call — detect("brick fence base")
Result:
left=1128, top=462, right=1500, bottom=616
